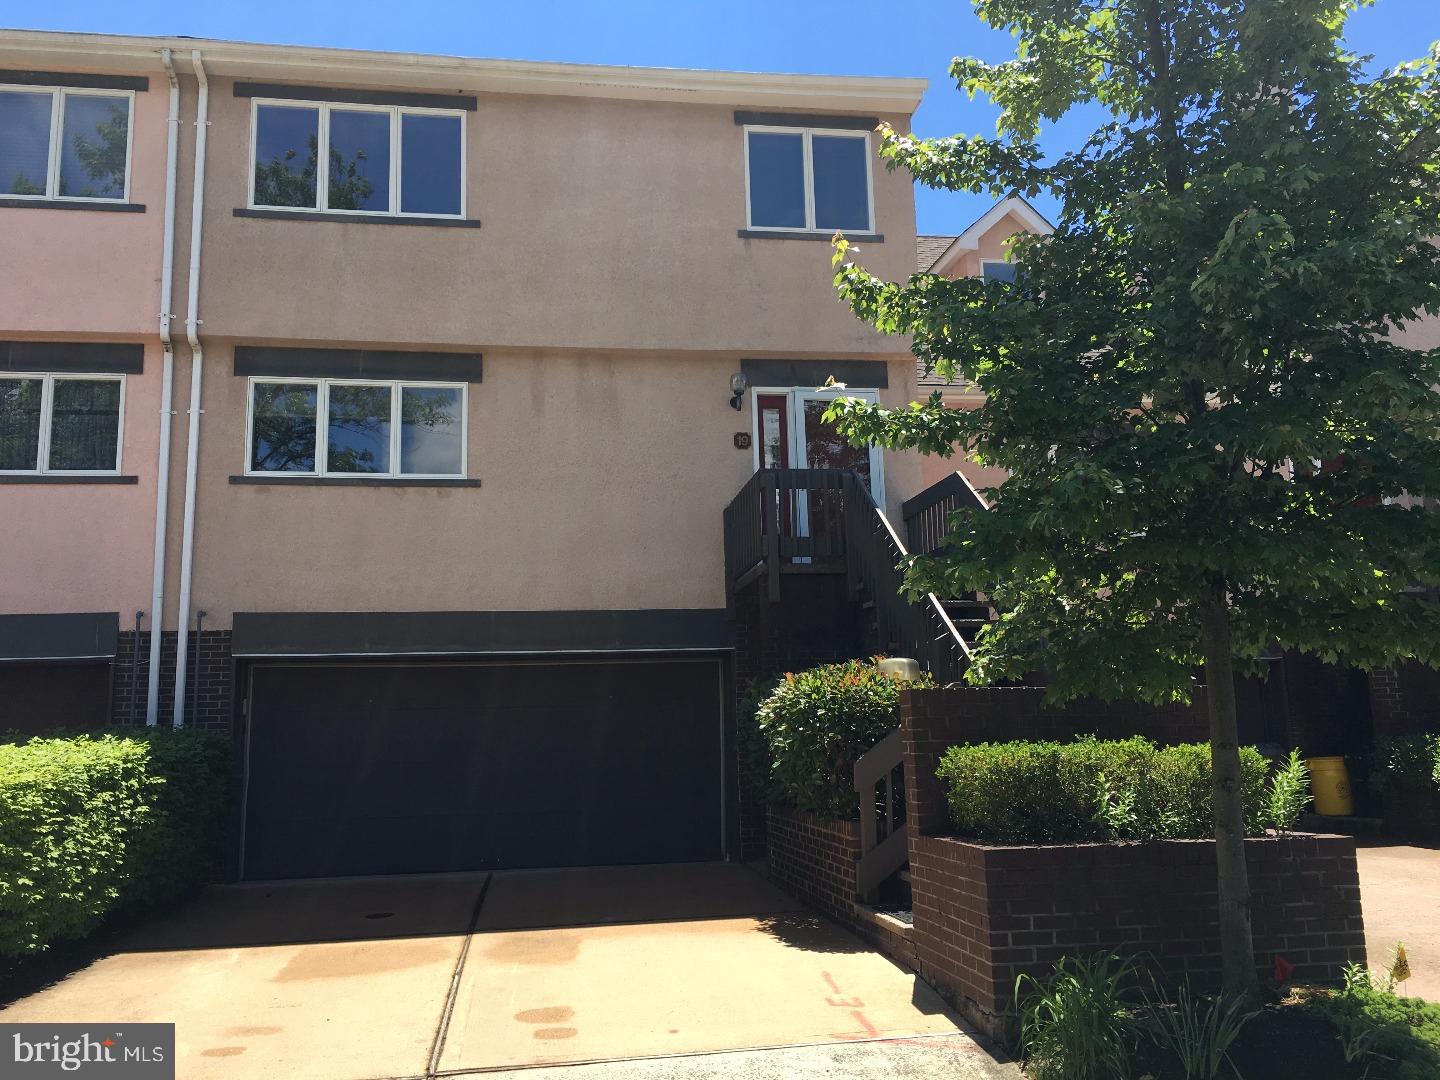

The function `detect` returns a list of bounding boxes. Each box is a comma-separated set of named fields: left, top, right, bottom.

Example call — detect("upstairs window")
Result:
left=249, top=100, right=465, bottom=218
left=744, top=126, right=873, bottom=234
left=0, top=86, right=133, bottom=201
left=246, top=377, right=466, bottom=478
left=0, top=374, right=124, bottom=474
left=980, top=259, right=1018, bottom=284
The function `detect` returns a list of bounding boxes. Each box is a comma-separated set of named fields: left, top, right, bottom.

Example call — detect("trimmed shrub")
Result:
left=937, top=736, right=1275, bottom=843
left=0, top=729, right=230, bottom=958
left=1371, top=733, right=1440, bottom=836
left=757, top=659, right=933, bottom=821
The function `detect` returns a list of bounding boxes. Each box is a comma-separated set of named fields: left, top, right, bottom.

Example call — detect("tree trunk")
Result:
left=1199, top=588, right=1260, bottom=1000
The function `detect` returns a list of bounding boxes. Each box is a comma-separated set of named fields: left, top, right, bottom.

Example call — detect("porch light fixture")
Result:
left=876, top=657, right=921, bottom=683
left=729, top=373, right=748, bottom=411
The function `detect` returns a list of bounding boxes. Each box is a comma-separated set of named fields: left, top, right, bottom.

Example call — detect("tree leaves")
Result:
left=831, top=0, right=1440, bottom=705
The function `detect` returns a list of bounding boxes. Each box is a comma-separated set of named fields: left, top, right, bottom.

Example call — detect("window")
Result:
left=980, top=259, right=1018, bottom=284
left=0, top=86, right=133, bottom=201
left=249, top=100, right=464, bottom=218
left=246, top=378, right=466, bottom=478
left=744, top=126, right=873, bottom=233
left=0, top=374, right=124, bottom=473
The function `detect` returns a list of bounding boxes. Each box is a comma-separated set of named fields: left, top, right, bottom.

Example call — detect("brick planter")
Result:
left=764, top=804, right=861, bottom=923
left=909, top=833, right=1366, bottom=1038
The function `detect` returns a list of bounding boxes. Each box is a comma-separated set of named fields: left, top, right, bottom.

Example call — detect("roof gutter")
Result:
left=0, top=30, right=927, bottom=113
left=171, top=48, right=209, bottom=728
left=145, top=47, right=181, bottom=726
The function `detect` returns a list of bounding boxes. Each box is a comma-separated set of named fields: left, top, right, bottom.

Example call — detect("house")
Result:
left=912, top=194, right=1051, bottom=493
left=0, top=30, right=949, bottom=879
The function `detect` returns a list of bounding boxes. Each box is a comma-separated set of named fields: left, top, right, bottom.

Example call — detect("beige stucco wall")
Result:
left=0, top=73, right=168, bottom=618
left=182, top=345, right=921, bottom=628
left=0, top=342, right=161, bottom=615
left=0, top=76, right=166, bottom=336
left=195, top=78, right=916, bottom=356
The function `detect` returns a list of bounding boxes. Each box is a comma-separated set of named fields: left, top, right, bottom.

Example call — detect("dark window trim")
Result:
left=234, top=208, right=479, bottom=228
left=735, top=110, right=877, bottom=131
left=234, top=346, right=482, bottom=383
left=0, top=198, right=144, bottom=213
left=0, top=70, right=148, bottom=92
left=231, top=608, right=732, bottom=658
left=741, top=358, right=889, bottom=390
left=0, top=612, right=119, bottom=662
left=1, top=341, right=144, bottom=374
left=0, top=474, right=138, bottom=484
left=229, top=475, right=479, bottom=488
left=234, top=81, right=477, bottom=111
left=737, top=229, right=883, bottom=243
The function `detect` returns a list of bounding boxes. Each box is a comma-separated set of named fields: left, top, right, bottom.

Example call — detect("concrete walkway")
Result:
left=1356, top=842, right=1440, bottom=1000
left=1, top=863, right=1016, bottom=1080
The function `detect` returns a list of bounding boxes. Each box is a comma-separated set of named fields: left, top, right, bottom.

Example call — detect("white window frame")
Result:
left=748, top=386, right=885, bottom=509
left=246, top=98, right=467, bottom=219
left=0, top=372, right=125, bottom=475
left=244, top=376, right=468, bottom=479
left=0, top=84, right=135, bottom=202
left=979, top=258, right=1018, bottom=283
left=742, top=125, right=875, bottom=235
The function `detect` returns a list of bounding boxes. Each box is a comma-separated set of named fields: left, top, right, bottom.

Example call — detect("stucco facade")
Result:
left=0, top=30, right=931, bottom=736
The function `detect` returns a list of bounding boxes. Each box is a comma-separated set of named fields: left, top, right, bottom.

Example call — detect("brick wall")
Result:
left=910, top=834, right=1366, bottom=1038
left=111, top=630, right=233, bottom=730
left=765, top=804, right=862, bottom=924
left=1369, top=662, right=1440, bottom=737
left=733, top=571, right=867, bottom=860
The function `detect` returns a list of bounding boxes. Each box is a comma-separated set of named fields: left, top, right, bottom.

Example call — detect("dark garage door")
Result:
left=242, top=658, right=725, bottom=880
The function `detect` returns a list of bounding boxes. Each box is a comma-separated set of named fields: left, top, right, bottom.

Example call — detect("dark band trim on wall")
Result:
left=232, top=609, right=733, bottom=658
left=234, top=346, right=482, bottom=382
left=234, top=208, right=481, bottom=228
left=734, top=110, right=877, bottom=130
left=234, top=82, right=478, bottom=111
left=741, top=358, right=889, bottom=389
left=0, top=70, right=148, bottom=91
left=0, top=612, right=118, bottom=662
left=737, top=229, right=883, bottom=243
left=229, top=475, right=480, bottom=488
left=0, top=341, right=143, bottom=374
left=0, top=474, right=138, bottom=485
left=0, top=198, right=145, bottom=213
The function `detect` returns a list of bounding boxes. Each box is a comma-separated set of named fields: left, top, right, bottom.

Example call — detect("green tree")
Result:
left=827, top=0, right=1440, bottom=998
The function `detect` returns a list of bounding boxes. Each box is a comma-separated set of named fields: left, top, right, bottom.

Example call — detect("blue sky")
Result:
left=8, top=0, right=1438, bottom=234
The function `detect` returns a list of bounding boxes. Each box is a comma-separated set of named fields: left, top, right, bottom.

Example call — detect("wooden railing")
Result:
left=723, top=468, right=972, bottom=682
left=854, top=729, right=907, bottom=901
left=900, top=470, right=990, bottom=557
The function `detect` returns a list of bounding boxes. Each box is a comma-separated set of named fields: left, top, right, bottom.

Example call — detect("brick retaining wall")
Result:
left=910, top=833, right=1366, bottom=1037
left=764, top=804, right=861, bottom=924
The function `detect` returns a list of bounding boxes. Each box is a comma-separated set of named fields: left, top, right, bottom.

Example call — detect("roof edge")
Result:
left=0, top=29, right=928, bottom=112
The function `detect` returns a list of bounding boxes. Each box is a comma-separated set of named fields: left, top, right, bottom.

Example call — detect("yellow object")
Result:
left=1393, top=943, right=1411, bottom=985
left=1307, top=756, right=1355, bottom=816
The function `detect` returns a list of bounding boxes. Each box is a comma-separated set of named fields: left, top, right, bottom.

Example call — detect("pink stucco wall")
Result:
left=1, top=72, right=167, bottom=618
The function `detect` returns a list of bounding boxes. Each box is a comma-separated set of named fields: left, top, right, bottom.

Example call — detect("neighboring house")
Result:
left=0, top=30, right=939, bottom=878
left=913, top=195, right=1052, bottom=492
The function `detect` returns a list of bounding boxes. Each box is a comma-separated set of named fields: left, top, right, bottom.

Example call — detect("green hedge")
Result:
left=1371, top=733, right=1440, bottom=835
left=756, top=659, right=933, bottom=821
left=937, top=736, right=1281, bottom=843
left=0, top=729, right=230, bottom=958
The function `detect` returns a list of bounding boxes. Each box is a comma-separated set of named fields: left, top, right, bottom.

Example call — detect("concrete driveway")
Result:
left=1356, top=842, right=1440, bottom=1000
left=1, top=863, right=1014, bottom=1080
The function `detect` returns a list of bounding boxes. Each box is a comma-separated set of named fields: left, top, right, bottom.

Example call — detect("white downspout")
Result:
left=172, top=49, right=209, bottom=728
left=145, top=48, right=181, bottom=726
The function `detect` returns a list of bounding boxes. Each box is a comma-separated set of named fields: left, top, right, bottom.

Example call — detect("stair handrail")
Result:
left=854, top=728, right=908, bottom=901
left=901, top=470, right=990, bottom=557
left=841, top=471, right=974, bottom=681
